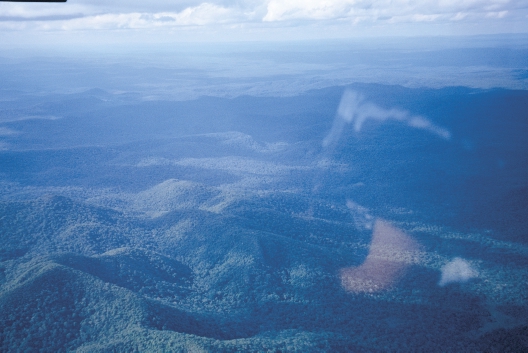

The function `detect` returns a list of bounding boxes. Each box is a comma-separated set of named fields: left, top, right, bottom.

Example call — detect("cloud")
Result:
left=0, top=2, right=242, bottom=30
left=407, top=116, right=451, bottom=139
left=323, top=90, right=450, bottom=147
left=263, top=0, right=355, bottom=22
left=262, top=0, right=528, bottom=22
left=438, top=257, right=478, bottom=286
left=54, top=4, right=237, bottom=30
left=0, top=3, right=91, bottom=21
left=0, top=0, right=526, bottom=34
left=346, top=200, right=374, bottom=230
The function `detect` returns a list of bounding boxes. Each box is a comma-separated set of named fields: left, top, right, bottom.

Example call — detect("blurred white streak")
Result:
left=408, top=116, right=451, bottom=139
left=323, top=89, right=451, bottom=147
left=346, top=199, right=374, bottom=230
left=337, top=90, right=363, bottom=124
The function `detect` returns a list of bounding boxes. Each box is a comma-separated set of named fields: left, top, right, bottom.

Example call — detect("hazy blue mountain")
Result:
left=1, top=78, right=527, bottom=351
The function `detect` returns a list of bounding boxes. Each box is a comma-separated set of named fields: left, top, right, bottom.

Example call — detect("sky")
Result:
left=1, top=0, right=528, bottom=46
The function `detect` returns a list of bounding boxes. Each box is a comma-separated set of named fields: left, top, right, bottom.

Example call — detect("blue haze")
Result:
left=0, top=37, right=527, bottom=352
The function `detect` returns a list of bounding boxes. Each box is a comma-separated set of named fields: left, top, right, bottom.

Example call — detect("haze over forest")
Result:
left=1, top=0, right=528, bottom=351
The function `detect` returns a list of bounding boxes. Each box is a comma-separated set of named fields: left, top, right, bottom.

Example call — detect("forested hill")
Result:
left=1, top=84, right=527, bottom=351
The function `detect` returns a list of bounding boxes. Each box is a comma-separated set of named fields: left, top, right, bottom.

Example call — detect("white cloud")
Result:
left=0, top=3, right=90, bottom=20
left=1, top=3, right=238, bottom=31
left=263, top=0, right=355, bottom=22
left=0, top=3, right=245, bottom=33
left=262, top=0, right=527, bottom=23
left=438, top=257, right=478, bottom=286
left=0, top=0, right=526, bottom=35
left=485, top=10, right=508, bottom=18
left=323, top=90, right=451, bottom=147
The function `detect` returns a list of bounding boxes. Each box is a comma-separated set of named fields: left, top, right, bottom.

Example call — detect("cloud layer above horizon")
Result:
left=1, top=0, right=527, bottom=40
